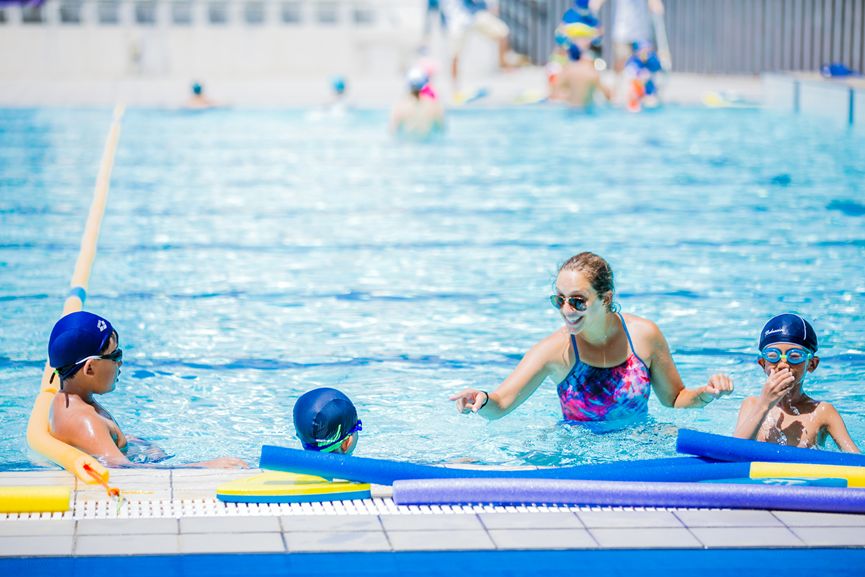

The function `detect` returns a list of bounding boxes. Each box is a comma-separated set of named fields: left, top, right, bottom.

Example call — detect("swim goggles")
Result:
left=310, top=420, right=363, bottom=453
left=75, top=348, right=123, bottom=365
left=759, top=347, right=811, bottom=365
left=549, top=294, right=588, bottom=311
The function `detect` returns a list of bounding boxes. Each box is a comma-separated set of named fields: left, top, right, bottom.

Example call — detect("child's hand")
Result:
left=449, top=389, right=488, bottom=414
left=760, top=367, right=795, bottom=408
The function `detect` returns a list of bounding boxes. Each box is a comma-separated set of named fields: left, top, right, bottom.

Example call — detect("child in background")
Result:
left=293, top=388, right=362, bottom=454
left=734, top=313, right=860, bottom=453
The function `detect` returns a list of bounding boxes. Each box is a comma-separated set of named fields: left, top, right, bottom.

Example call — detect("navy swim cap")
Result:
left=293, top=388, right=358, bottom=451
left=49, top=311, right=115, bottom=380
left=567, top=43, right=582, bottom=61
left=758, top=313, right=818, bottom=353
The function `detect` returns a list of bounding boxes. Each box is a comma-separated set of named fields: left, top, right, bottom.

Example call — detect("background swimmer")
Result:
left=734, top=313, right=861, bottom=452
left=293, top=388, right=361, bottom=454
left=48, top=312, right=248, bottom=468
left=184, top=81, right=219, bottom=109
left=390, top=68, right=445, bottom=137
left=550, top=42, right=611, bottom=109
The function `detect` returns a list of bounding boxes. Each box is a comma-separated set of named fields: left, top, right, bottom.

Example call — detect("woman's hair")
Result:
left=559, top=252, right=615, bottom=310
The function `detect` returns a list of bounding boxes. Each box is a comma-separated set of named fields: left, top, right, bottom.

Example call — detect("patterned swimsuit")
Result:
left=556, top=313, right=652, bottom=426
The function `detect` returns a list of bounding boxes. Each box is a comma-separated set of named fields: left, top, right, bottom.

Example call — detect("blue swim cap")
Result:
left=567, top=42, right=582, bottom=61
left=192, top=82, right=202, bottom=96
left=332, top=76, right=346, bottom=95
left=293, top=388, right=359, bottom=452
left=49, top=311, right=115, bottom=380
left=758, top=313, right=818, bottom=353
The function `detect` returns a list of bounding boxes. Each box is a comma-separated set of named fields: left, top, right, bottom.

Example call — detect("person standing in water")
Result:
left=734, top=313, right=860, bottom=452
left=451, top=252, right=733, bottom=429
left=390, top=68, right=445, bottom=138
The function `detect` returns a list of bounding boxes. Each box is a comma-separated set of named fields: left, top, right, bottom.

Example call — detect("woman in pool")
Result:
left=450, top=252, right=734, bottom=427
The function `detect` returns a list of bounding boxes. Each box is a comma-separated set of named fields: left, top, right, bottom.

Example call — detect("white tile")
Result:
left=287, top=531, right=390, bottom=552
left=0, top=472, right=75, bottom=486
left=77, top=518, right=178, bottom=535
left=0, top=520, right=74, bottom=536
left=674, top=509, right=784, bottom=528
left=791, top=527, right=865, bottom=547
left=380, top=514, right=483, bottom=531
left=480, top=512, right=583, bottom=529
left=0, top=535, right=74, bottom=557
left=773, top=511, right=865, bottom=527
left=76, top=534, right=180, bottom=556
left=281, top=514, right=381, bottom=532
left=388, top=530, right=494, bottom=551
left=180, top=516, right=281, bottom=533
left=489, top=529, right=597, bottom=550
left=690, top=527, right=803, bottom=548
left=577, top=510, right=683, bottom=528
left=179, top=532, right=285, bottom=553
left=590, top=528, right=702, bottom=549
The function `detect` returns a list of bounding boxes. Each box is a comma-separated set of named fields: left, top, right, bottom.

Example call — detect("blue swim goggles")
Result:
left=759, top=347, right=812, bottom=365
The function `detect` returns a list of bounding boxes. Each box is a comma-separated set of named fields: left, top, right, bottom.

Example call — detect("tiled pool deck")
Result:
left=2, top=469, right=865, bottom=558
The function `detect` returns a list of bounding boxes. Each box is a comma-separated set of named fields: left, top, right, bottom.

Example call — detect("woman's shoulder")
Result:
left=621, top=313, right=663, bottom=341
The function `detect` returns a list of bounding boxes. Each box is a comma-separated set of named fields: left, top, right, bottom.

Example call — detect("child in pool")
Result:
left=293, top=388, right=361, bottom=454
left=48, top=311, right=248, bottom=468
left=734, top=313, right=860, bottom=452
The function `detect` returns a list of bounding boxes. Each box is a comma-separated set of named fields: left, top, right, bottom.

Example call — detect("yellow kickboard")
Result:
left=216, top=471, right=371, bottom=504
left=751, top=462, right=865, bottom=488
left=0, top=486, right=71, bottom=513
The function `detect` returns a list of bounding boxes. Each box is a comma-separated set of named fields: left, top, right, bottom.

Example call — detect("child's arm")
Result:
left=819, top=403, right=861, bottom=453
left=733, top=367, right=795, bottom=439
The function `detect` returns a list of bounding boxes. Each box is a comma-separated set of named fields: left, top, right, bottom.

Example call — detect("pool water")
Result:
left=1, top=106, right=864, bottom=470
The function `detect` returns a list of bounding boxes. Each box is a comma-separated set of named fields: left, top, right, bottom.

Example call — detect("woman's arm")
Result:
left=641, top=320, right=733, bottom=408
left=820, top=403, right=861, bottom=453
left=451, top=331, right=566, bottom=420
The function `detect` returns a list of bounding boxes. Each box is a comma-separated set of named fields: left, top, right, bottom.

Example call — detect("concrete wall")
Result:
left=0, top=0, right=428, bottom=81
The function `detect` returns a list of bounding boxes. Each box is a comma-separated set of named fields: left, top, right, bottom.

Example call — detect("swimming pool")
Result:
left=1, top=106, right=864, bottom=470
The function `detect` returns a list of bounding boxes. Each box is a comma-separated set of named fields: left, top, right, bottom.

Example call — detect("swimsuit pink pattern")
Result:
left=556, top=312, right=652, bottom=424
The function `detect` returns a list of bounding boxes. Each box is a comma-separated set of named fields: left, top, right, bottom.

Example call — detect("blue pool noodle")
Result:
left=259, top=445, right=749, bottom=485
left=677, top=429, right=865, bottom=466
left=391, top=478, right=865, bottom=513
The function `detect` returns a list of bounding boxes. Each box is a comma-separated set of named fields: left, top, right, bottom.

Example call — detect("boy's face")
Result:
left=758, top=341, right=819, bottom=387
left=86, top=333, right=122, bottom=394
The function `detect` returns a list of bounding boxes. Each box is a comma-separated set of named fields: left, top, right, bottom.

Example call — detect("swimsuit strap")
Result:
left=569, top=333, right=580, bottom=362
left=616, top=311, right=649, bottom=370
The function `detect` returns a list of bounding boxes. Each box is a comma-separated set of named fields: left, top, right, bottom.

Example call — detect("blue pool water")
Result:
left=1, top=107, right=864, bottom=470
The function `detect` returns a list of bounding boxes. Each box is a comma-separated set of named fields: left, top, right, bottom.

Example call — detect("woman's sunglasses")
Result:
left=759, top=347, right=811, bottom=365
left=549, top=295, right=588, bottom=312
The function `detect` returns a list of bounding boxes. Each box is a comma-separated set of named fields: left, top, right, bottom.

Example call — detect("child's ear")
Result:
left=340, top=435, right=353, bottom=453
left=84, top=360, right=95, bottom=375
left=757, top=358, right=767, bottom=370
left=808, top=356, right=820, bottom=372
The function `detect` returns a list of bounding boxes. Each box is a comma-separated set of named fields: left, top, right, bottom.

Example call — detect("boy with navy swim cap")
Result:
left=48, top=311, right=248, bottom=468
left=734, top=313, right=860, bottom=452
left=294, top=388, right=361, bottom=454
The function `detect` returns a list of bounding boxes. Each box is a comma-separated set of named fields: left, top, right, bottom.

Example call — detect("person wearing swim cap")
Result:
left=451, top=252, right=733, bottom=430
left=48, top=311, right=248, bottom=468
left=389, top=67, right=445, bottom=138
left=734, top=314, right=860, bottom=452
left=293, top=388, right=361, bottom=454
left=185, top=81, right=218, bottom=109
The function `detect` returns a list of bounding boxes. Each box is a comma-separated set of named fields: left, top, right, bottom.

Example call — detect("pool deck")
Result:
left=0, top=68, right=764, bottom=107
left=2, top=469, right=864, bottom=558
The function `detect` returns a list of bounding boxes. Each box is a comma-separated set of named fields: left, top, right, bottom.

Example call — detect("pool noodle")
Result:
left=750, top=462, right=865, bottom=488
left=392, top=478, right=865, bottom=513
left=677, top=429, right=865, bottom=467
left=0, top=486, right=71, bottom=513
left=259, top=445, right=748, bottom=485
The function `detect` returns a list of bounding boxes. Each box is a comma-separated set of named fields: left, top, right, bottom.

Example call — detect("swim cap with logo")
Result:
left=758, top=313, right=818, bottom=353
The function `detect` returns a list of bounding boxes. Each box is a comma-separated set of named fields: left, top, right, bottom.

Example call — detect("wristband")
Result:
left=479, top=390, right=490, bottom=410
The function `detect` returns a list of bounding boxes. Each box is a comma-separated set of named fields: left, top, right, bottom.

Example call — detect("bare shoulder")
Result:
left=51, top=395, right=104, bottom=440
left=620, top=313, right=664, bottom=357
left=814, top=401, right=841, bottom=421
